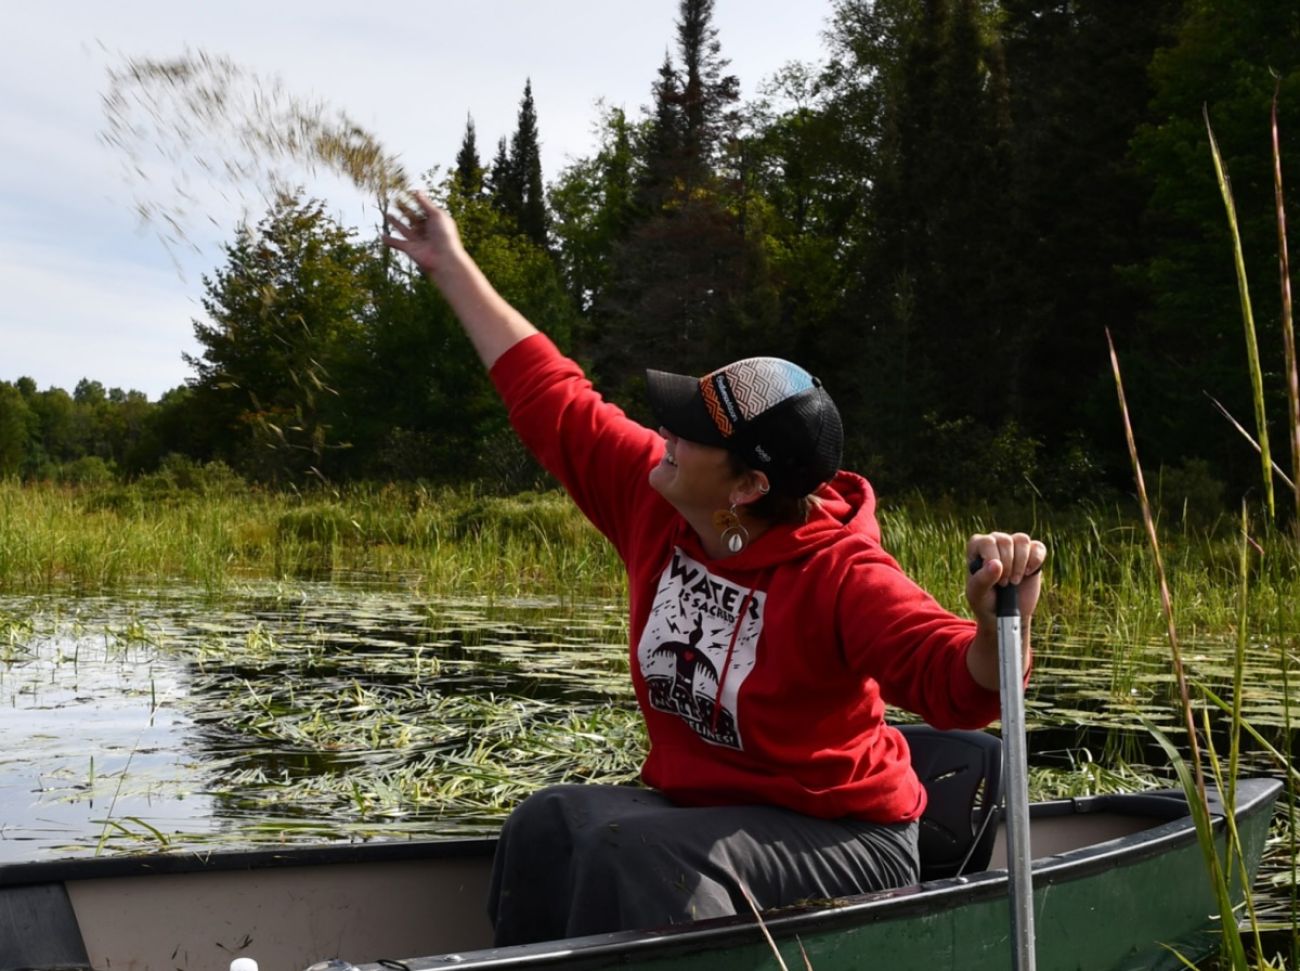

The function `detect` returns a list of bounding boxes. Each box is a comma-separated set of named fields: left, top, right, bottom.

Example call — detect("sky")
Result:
left=2, top=1, right=836, bottom=400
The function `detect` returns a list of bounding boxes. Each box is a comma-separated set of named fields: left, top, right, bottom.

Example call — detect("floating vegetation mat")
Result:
left=1, top=581, right=1293, bottom=926
left=0, top=584, right=635, bottom=859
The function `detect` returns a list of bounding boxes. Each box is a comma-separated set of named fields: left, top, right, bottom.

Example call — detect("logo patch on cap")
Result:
left=701, top=375, right=740, bottom=436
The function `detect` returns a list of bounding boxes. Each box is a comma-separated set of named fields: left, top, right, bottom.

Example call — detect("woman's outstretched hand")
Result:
left=382, top=190, right=465, bottom=279
left=379, top=189, right=538, bottom=369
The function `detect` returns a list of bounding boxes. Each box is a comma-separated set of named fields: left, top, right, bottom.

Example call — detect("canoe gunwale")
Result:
left=0, top=830, right=497, bottom=889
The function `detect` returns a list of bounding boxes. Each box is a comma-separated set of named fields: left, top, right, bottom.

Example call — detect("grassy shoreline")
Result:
left=3, top=478, right=1295, bottom=632
left=0, top=478, right=625, bottom=600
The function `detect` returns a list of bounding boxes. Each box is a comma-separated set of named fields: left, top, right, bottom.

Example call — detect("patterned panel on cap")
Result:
left=700, top=381, right=734, bottom=437
left=718, top=358, right=814, bottom=421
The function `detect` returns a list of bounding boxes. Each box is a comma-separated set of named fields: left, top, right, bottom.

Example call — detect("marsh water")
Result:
left=0, top=582, right=1293, bottom=915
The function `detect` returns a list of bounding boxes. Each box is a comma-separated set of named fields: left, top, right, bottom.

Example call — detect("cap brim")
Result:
left=644, top=369, right=726, bottom=446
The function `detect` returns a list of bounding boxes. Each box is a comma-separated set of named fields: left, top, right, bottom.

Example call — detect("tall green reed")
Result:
left=1109, top=330, right=1270, bottom=968
left=1101, top=95, right=1300, bottom=970
left=1269, top=78, right=1300, bottom=968
left=1206, top=105, right=1275, bottom=520
left=1108, top=324, right=1220, bottom=845
left=1271, top=80, right=1300, bottom=536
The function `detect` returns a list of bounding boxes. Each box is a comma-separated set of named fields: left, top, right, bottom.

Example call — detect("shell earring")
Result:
left=713, top=503, right=750, bottom=554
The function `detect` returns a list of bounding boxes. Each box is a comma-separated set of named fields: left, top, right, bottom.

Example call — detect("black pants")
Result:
left=487, top=783, right=919, bottom=946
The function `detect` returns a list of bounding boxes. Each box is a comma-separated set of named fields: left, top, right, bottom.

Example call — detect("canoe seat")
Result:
left=898, top=724, right=1002, bottom=881
left=0, top=882, right=91, bottom=971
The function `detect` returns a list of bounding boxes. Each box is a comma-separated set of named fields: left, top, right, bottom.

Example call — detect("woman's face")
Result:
left=648, top=428, right=744, bottom=516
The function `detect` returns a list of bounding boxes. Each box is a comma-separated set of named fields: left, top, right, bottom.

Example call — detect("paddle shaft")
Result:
left=995, top=581, right=1036, bottom=971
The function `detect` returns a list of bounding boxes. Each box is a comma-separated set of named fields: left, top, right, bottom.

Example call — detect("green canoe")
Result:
left=0, top=735, right=1279, bottom=971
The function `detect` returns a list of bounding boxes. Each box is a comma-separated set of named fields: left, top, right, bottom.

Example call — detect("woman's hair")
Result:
left=725, top=452, right=815, bottom=526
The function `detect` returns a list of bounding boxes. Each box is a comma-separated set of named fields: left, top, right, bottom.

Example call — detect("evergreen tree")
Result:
left=1130, top=0, right=1300, bottom=487
left=1000, top=0, right=1181, bottom=487
left=487, top=136, right=518, bottom=216
left=635, top=2, right=741, bottom=208
left=509, top=79, right=549, bottom=247
left=593, top=1, right=778, bottom=397
left=635, top=54, right=686, bottom=211
left=925, top=0, right=1018, bottom=418
left=187, top=193, right=373, bottom=482
left=454, top=114, right=483, bottom=196
left=845, top=0, right=1018, bottom=477
left=482, top=81, right=549, bottom=246
left=676, top=0, right=740, bottom=178
left=804, top=0, right=1067, bottom=495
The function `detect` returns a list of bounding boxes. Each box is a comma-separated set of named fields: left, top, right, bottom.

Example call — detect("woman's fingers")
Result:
left=384, top=212, right=413, bottom=239
left=396, top=199, right=422, bottom=226
left=1008, top=533, right=1029, bottom=582
left=412, top=190, right=438, bottom=217
left=967, top=532, right=1046, bottom=585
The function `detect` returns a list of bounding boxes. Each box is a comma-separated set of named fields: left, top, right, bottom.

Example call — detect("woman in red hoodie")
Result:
left=384, top=193, right=1047, bottom=946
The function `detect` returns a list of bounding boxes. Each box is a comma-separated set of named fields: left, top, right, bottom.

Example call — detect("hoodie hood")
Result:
left=809, top=470, right=880, bottom=544
left=674, top=470, right=880, bottom=571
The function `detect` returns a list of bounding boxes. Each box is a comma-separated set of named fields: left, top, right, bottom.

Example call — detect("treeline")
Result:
left=4, top=0, right=1299, bottom=513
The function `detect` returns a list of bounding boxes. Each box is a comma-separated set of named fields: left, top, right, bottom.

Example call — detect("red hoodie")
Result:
left=491, top=334, right=1006, bottom=824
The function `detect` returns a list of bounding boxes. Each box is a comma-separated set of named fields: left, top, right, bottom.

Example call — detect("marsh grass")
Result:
left=881, top=495, right=1300, bottom=667
left=6, top=477, right=1299, bottom=658
left=0, top=480, right=625, bottom=600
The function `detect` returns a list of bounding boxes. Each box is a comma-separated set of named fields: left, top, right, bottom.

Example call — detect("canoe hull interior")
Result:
left=71, top=856, right=492, bottom=971
left=0, top=778, right=1280, bottom=971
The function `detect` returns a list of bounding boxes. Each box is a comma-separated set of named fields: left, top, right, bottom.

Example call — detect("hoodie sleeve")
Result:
left=489, top=333, right=663, bottom=556
left=836, top=548, right=1005, bottom=730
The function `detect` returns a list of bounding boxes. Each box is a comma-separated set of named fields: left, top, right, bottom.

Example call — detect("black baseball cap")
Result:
left=645, top=357, right=843, bottom=497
